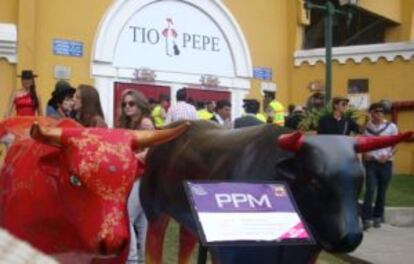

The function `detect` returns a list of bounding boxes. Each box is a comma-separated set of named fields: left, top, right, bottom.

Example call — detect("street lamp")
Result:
left=304, top=0, right=355, bottom=104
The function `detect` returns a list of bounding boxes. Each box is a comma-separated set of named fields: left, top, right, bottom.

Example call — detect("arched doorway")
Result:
left=92, top=0, right=252, bottom=126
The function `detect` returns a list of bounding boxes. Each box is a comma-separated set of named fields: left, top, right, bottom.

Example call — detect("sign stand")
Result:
left=197, top=243, right=208, bottom=264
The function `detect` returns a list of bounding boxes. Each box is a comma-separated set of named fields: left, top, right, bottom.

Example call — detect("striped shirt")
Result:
left=165, top=101, right=198, bottom=124
left=364, top=120, right=398, bottom=161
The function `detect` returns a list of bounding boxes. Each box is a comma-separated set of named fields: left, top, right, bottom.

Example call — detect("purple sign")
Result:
left=185, top=181, right=314, bottom=245
left=190, top=182, right=294, bottom=212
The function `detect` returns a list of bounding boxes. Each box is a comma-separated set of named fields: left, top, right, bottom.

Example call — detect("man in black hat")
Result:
left=317, top=96, right=360, bottom=135
left=46, top=80, right=76, bottom=119
left=234, top=99, right=263, bottom=128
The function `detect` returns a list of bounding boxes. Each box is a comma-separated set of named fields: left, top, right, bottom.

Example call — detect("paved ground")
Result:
left=347, top=224, right=414, bottom=264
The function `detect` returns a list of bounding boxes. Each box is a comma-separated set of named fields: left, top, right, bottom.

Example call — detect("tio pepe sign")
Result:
left=114, top=1, right=234, bottom=77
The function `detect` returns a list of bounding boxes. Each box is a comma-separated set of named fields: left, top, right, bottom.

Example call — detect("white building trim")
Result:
left=92, top=0, right=253, bottom=126
left=294, top=42, right=414, bottom=66
left=0, top=23, right=17, bottom=63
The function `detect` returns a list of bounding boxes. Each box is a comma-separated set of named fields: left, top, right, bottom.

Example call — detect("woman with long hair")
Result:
left=5, top=70, right=42, bottom=117
left=73, top=84, right=107, bottom=127
left=118, top=90, right=154, bottom=130
left=117, top=89, right=154, bottom=264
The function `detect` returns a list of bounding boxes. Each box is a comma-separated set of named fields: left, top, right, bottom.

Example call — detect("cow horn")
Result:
left=355, top=131, right=413, bottom=153
left=30, top=122, right=62, bottom=147
left=277, top=131, right=304, bottom=152
left=130, top=122, right=190, bottom=149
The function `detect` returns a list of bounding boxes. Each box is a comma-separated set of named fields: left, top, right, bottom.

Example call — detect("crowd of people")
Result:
left=3, top=69, right=400, bottom=262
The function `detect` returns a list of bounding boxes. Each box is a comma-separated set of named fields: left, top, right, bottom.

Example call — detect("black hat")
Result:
left=52, top=80, right=76, bottom=100
left=243, top=99, right=258, bottom=106
left=368, top=102, right=385, bottom=112
left=18, top=70, right=38, bottom=79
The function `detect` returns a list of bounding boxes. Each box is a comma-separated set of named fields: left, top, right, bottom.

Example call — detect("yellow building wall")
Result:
left=291, top=58, right=414, bottom=174
left=32, top=0, right=112, bottom=112
left=0, top=59, right=15, bottom=163
left=3, top=0, right=292, bottom=114
left=3, top=0, right=111, bottom=115
left=395, top=111, right=414, bottom=175
left=224, top=0, right=290, bottom=105
left=0, top=59, right=16, bottom=118
left=386, top=0, right=414, bottom=42
left=0, top=0, right=18, bottom=116
left=359, top=0, right=401, bottom=24
left=2, top=0, right=413, bottom=173
left=0, top=0, right=17, bottom=23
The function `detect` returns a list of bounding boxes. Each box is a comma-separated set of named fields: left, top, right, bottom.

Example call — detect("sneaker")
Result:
left=373, top=218, right=381, bottom=228
left=363, top=221, right=372, bottom=231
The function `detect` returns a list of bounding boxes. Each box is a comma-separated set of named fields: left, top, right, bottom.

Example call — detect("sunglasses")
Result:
left=122, top=101, right=136, bottom=108
left=340, top=102, right=349, bottom=106
left=373, top=109, right=384, bottom=113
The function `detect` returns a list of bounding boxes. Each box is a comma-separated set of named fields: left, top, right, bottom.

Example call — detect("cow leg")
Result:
left=145, top=213, right=170, bottom=264
left=178, top=225, right=197, bottom=264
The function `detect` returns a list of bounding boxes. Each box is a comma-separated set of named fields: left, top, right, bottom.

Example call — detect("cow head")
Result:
left=277, top=131, right=412, bottom=253
left=30, top=122, right=189, bottom=256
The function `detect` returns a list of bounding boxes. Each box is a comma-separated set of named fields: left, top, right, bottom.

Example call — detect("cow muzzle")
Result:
left=328, top=232, right=363, bottom=253
left=98, top=236, right=128, bottom=255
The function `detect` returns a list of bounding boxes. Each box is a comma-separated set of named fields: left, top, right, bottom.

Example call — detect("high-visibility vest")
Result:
left=151, top=105, right=165, bottom=128
left=197, top=109, right=214, bottom=120
left=255, top=113, right=267, bottom=123
left=269, top=100, right=285, bottom=126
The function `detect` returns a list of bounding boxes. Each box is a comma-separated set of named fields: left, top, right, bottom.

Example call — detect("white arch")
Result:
left=91, top=0, right=253, bottom=126
left=92, top=0, right=252, bottom=77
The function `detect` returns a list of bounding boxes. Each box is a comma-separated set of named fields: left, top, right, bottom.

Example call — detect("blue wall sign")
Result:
left=253, top=67, right=272, bottom=81
left=53, top=39, right=83, bottom=57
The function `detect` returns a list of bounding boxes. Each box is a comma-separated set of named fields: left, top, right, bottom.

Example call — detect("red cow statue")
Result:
left=0, top=117, right=189, bottom=263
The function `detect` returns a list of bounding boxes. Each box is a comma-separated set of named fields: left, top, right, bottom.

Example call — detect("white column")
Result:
left=170, top=83, right=182, bottom=105
left=231, top=88, right=249, bottom=120
left=94, top=77, right=115, bottom=127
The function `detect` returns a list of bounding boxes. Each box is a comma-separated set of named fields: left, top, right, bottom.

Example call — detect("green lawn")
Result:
left=360, top=174, right=414, bottom=207
left=385, top=174, right=414, bottom=207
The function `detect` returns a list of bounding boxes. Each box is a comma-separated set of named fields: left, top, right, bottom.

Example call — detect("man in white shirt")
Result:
left=210, top=99, right=232, bottom=128
left=165, top=89, right=198, bottom=125
left=362, top=102, right=398, bottom=230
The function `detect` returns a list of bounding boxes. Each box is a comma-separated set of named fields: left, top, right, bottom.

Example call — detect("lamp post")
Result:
left=305, top=0, right=351, bottom=104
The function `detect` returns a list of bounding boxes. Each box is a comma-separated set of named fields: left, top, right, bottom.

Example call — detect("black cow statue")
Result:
left=140, top=121, right=412, bottom=264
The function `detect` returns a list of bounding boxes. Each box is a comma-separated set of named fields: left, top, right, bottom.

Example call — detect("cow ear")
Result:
left=275, top=157, right=299, bottom=181
left=39, top=150, right=62, bottom=176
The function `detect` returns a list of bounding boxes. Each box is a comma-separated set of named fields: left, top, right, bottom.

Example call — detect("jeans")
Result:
left=362, top=161, right=392, bottom=221
left=126, top=180, right=148, bottom=264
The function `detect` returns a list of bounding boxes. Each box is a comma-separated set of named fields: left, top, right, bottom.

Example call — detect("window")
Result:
left=303, top=0, right=397, bottom=49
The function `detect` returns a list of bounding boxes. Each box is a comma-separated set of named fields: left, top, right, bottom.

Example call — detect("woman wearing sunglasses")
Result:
left=117, top=89, right=154, bottom=264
